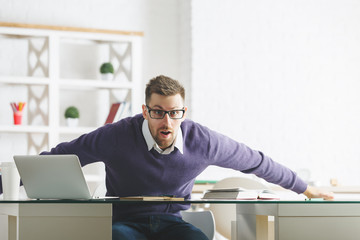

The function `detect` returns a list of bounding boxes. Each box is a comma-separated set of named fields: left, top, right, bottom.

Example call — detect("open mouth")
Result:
left=160, top=130, right=171, bottom=137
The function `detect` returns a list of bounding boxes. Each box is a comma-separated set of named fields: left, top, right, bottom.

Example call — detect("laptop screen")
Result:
left=14, top=154, right=92, bottom=199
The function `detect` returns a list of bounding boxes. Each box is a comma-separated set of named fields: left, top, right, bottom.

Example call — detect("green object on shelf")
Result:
left=194, top=180, right=218, bottom=184
left=64, top=106, right=79, bottom=119
left=100, top=62, right=114, bottom=74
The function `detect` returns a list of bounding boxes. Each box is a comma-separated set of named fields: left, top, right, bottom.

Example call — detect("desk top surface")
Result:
left=1, top=199, right=360, bottom=204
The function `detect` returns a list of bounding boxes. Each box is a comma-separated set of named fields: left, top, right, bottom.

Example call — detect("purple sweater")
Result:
left=41, top=114, right=307, bottom=222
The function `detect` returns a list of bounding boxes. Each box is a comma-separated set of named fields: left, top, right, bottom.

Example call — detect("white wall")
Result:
left=191, top=0, right=360, bottom=186
left=2, top=0, right=360, bottom=187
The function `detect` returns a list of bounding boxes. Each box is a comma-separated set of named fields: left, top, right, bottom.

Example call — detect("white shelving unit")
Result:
left=0, top=23, right=143, bottom=188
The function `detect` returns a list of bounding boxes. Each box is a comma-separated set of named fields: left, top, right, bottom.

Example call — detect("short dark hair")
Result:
left=145, top=75, right=185, bottom=105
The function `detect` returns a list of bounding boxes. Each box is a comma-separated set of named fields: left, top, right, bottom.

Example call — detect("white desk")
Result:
left=2, top=199, right=360, bottom=240
left=236, top=201, right=360, bottom=240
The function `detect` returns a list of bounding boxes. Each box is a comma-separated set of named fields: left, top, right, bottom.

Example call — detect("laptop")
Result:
left=14, top=154, right=93, bottom=200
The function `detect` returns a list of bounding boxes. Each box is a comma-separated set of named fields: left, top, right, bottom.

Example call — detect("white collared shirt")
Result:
left=142, top=119, right=183, bottom=155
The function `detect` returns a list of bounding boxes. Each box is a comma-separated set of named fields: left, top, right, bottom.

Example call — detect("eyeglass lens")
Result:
left=149, top=109, right=184, bottom=119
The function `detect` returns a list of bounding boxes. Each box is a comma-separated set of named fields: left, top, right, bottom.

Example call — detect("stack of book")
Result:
left=120, top=195, right=184, bottom=201
left=104, top=101, right=131, bottom=125
left=202, top=187, right=280, bottom=200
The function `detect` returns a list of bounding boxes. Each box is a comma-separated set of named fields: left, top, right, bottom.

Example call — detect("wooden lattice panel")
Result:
left=27, top=37, right=49, bottom=153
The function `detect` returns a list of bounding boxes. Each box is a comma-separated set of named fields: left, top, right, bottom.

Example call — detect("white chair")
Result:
left=92, top=180, right=107, bottom=198
left=181, top=210, right=215, bottom=240
left=209, top=177, right=269, bottom=239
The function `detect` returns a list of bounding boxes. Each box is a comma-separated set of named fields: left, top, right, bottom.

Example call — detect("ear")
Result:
left=181, top=106, right=188, bottom=122
left=142, top=104, right=149, bottom=120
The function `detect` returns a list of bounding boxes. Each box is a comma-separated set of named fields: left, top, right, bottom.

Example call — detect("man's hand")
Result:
left=303, top=185, right=334, bottom=200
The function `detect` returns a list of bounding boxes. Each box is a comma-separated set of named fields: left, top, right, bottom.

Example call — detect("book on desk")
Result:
left=119, top=196, right=184, bottom=201
left=202, top=187, right=280, bottom=200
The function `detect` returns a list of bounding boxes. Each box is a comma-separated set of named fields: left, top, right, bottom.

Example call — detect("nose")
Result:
left=162, top=112, right=172, bottom=125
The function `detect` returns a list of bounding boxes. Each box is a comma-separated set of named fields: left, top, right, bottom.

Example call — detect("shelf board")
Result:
left=0, top=76, right=50, bottom=85
left=59, top=79, right=133, bottom=89
left=0, top=125, right=97, bottom=135
left=0, top=76, right=133, bottom=89
left=0, top=125, right=49, bottom=133
left=0, top=22, right=144, bottom=37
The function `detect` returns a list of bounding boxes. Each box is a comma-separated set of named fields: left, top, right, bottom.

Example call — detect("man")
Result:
left=41, top=75, right=332, bottom=239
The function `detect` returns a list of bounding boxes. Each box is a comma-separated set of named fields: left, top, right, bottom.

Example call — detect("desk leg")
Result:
left=8, top=216, right=17, bottom=240
left=256, top=215, right=274, bottom=240
left=236, top=214, right=256, bottom=240
left=0, top=215, right=17, bottom=240
left=236, top=214, right=275, bottom=240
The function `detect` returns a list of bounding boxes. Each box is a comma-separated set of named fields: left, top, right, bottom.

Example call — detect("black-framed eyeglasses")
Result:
left=146, top=105, right=185, bottom=119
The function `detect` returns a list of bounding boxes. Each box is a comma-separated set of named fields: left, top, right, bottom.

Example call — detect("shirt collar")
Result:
left=142, top=119, right=183, bottom=155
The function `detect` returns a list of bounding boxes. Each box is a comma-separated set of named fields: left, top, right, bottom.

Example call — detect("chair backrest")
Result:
left=209, top=177, right=269, bottom=239
left=92, top=180, right=107, bottom=198
left=181, top=210, right=215, bottom=240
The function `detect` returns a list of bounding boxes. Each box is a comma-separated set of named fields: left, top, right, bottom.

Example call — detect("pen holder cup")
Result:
left=13, top=112, right=22, bottom=125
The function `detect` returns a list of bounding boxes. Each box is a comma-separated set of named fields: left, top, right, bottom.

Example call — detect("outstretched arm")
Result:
left=303, top=185, right=334, bottom=200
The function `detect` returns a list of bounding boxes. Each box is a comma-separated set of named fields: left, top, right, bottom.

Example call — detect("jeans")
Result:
left=112, top=215, right=209, bottom=240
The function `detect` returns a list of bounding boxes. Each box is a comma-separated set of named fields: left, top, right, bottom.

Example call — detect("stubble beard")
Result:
left=154, top=128, right=176, bottom=150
